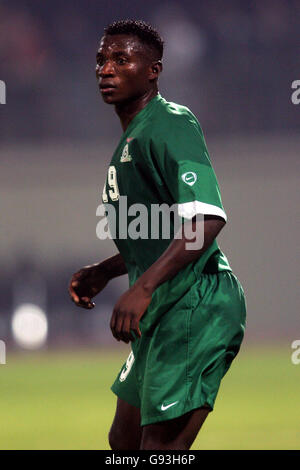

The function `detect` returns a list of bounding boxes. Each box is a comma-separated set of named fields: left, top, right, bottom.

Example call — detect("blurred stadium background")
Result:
left=0, top=0, right=299, bottom=449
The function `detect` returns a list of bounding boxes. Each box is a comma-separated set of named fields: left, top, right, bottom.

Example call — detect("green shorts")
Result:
left=111, top=270, right=246, bottom=426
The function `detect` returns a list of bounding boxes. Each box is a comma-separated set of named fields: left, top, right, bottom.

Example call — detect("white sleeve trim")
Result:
left=177, top=201, right=227, bottom=222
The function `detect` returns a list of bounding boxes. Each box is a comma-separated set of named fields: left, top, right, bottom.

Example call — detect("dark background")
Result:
left=0, top=0, right=299, bottom=348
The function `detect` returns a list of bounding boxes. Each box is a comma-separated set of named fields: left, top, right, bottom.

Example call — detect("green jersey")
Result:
left=102, top=93, right=232, bottom=332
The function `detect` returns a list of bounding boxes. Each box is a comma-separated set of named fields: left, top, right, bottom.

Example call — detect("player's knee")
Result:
left=141, top=437, right=189, bottom=450
left=141, top=431, right=190, bottom=450
left=108, top=426, right=118, bottom=450
left=108, top=425, right=122, bottom=450
left=108, top=424, right=139, bottom=451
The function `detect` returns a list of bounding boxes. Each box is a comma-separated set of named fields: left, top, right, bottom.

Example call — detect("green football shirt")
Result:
left=102, top=93, right=232, bottom=332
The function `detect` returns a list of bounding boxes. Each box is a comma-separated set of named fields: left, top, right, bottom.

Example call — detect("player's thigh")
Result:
left=140, top=406, right=211, bottom=450
left=109, top=397, right=142, bottom=450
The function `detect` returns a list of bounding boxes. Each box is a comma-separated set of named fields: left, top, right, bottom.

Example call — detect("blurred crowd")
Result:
left=0, top=0, right=298, bottom=142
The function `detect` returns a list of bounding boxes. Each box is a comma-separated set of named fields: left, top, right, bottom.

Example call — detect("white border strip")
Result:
left=178, top=201, right=227, bottom=221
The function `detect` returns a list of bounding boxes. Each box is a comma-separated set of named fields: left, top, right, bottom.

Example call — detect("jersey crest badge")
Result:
left=120, top=143, right=132, bottom=162
left=181, top=172, right=197, bottom=186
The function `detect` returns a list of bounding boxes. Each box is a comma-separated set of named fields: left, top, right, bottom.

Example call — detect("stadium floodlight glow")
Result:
left=11, top=303, right=48, bottom=349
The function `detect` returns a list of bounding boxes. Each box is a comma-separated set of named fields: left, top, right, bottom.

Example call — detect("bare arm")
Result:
left=68, top=253, right=127, bottom=309
left=102, top=253, right=128, bottom=279
left=136, top=215, right=225, bottom=294
left=110, top=215, right=226, bottom=343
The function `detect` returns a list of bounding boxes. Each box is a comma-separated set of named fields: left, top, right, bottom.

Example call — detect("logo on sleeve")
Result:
left=181, top=172, right=197, bottom=186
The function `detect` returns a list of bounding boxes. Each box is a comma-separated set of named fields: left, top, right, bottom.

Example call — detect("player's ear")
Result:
left=149, top=60, right=163, bottom=80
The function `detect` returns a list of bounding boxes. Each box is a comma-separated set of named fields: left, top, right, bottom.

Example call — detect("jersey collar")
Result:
left=123, top=93, right=162, bottom=138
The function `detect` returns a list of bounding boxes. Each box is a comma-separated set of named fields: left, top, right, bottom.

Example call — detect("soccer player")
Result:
left=68, top=20, right=246, bottom=450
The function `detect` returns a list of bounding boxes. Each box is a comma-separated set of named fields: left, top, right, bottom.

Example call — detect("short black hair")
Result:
left=104, top=19, right=164, bottom=60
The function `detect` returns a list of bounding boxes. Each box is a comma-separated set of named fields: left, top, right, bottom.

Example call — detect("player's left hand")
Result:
left=110, top=283, right=152, bottom=343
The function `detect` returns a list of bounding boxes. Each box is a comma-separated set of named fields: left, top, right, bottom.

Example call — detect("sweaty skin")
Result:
left=69, top=34, right=226, bottom=344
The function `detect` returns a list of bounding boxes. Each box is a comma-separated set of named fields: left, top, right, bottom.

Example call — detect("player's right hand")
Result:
left=68, top=263, right=110, bottom=309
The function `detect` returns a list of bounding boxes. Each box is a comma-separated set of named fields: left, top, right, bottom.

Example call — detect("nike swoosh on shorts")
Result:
left=160, top=401, right=179, bottom=411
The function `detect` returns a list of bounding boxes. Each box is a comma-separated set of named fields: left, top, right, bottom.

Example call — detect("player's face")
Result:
left=96, top=34, right=155, bottom=105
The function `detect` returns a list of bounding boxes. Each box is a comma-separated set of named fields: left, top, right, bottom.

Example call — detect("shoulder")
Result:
left=151, top=96, right=202, bottom=139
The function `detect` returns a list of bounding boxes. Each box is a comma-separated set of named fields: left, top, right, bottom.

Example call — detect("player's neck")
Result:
left=115, top=88, right=159, bottom=132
